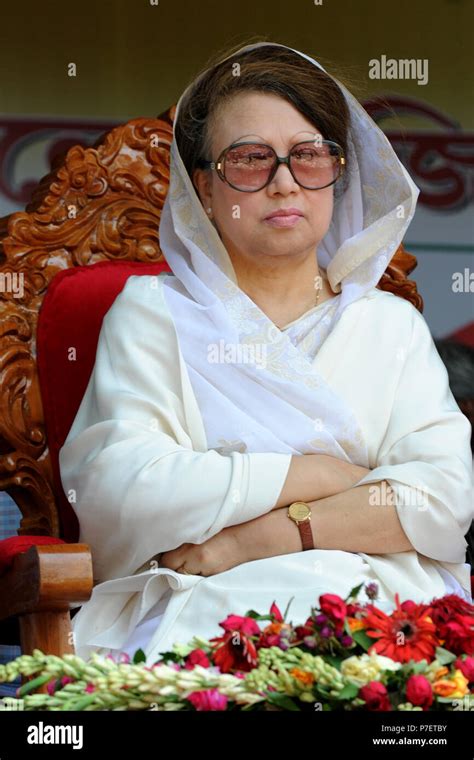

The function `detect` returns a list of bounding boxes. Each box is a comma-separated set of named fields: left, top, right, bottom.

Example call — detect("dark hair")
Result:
left=174, top=42, right=354, bottom=198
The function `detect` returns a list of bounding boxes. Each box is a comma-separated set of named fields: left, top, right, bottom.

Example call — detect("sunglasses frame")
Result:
left=198, top=138, right=346, bottom=192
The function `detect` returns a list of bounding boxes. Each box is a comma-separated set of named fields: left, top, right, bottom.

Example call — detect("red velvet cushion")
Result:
left=0, top=535, right=66, bottom=575
left=36, top=259, right=171, bottom=543
left=447, top=321, right=474, bottom=349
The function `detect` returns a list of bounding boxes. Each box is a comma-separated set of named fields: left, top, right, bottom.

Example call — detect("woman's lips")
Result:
left=264, top=214, right=303, bottom=228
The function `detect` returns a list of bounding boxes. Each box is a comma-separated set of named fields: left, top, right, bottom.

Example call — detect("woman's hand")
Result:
left=159, top=526, right=247, bottom=577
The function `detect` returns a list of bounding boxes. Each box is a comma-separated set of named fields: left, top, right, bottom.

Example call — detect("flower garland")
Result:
left=1, top=583, right=473, bottom=711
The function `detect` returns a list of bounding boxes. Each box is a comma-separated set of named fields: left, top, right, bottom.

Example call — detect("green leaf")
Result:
left=345, top=583, right=365, bottom=602
left=133, top=648, right=146, bottom=664
left=325, top=655, right=343, bottom=670
left=265, top=691, right=301, bottom=711
left=435, top=646, right=457, bottom=666
left=155, top=651, right=181, bottom=664
left=282, top=597, right=295, bottom=622
left=244, top=609, right=270, bottom=621
left=411, top=659, right=429, bottom=674
left=351, top=629, right=374, bottom=651
left=336, top=682, right=360, bottom=700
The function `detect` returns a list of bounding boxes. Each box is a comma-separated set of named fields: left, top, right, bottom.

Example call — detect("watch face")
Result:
left=289, top=502, right=310, bottom=520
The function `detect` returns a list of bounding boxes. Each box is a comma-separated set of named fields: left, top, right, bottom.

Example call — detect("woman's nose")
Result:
left=267, top=161, right=299, bottom=191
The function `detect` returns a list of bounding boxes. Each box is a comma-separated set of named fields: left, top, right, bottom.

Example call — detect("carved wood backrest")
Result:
left=0, top=106, right=422, bottom=539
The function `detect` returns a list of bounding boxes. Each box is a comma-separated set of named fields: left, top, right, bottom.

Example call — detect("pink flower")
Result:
left=219, top=614, right=261, bottom=637
left=319, top=594, right=347, bottom=630
left=400, top=599, right=419, bottom=615
left=106, top=651, right=131, bottom=664
left=145, top=662, right=162, bottom=671
left=270, top=602, right=284, bottom=622
left=187, top=688, right=228, bottom=711
left=185, top=649, right=211, bottom=670
left=358, top=681, right=391, bottom=711
left=455, top=655, right=474, bottom=685
left=46, top=675, right=74, bottom=695
left=85, top=683, right=96, bottom=693
left=405, top=674, right=434, bottom=710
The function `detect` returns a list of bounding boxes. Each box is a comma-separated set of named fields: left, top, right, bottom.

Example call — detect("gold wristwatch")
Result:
left=287, top=501, right=314, bottom=551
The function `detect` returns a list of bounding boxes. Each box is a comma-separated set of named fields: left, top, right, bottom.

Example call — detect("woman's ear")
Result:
left=192, top=168, right=212, bottom=208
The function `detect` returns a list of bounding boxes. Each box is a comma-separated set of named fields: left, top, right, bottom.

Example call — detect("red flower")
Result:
left=184, top=648, right=210, bottom=670
left=187, top=688, right=228, bottom=711
left=405, top=675, right=434, bottom=710
left=442, top=616, right=474, bottom=656
left=423, top=594, right=473, bottom=627
left=46, top=675, right=73, bottom=696
left=423, top=595, right=474, bottom=655
left=363, top=593, right=438, bottom=663
left=319, top=594, right=347, bottom=630
left=258, top=622, right=293, bottom=650
left=294, top=616, right=315, bottom=640
left=259, top=623, right=282, bottom=648
left=210, top=633, right=258, bottom=673
left=209, top=614, right=260, bottom=673
left=399, top=599, right=419, bottom=615
left=359, top=681, right=391, bottom=711
left=346, top=602, right=366, bottom=617
left=218, top=614, right=261, bottom=637
left=270, top=601, right=284, bottom=623
left=455, top=655, right=474, bottom=684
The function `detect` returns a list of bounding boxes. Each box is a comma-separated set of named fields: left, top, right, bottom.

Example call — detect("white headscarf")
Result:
left=158, top=42, right=420, bottom=466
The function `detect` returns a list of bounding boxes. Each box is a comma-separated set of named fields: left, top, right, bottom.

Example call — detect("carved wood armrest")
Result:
left=0, top=543, right=94, bottom=677
left=0, top=544, right=94, bottom=689
left=0, top=543, right=93, bottom=621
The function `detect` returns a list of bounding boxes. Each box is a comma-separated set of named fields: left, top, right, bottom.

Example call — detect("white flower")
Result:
left=341, top=653, right=401, bottom=686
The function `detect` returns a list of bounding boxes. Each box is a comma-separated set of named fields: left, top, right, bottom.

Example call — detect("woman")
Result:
left=59, top=41, right=473, bottom=664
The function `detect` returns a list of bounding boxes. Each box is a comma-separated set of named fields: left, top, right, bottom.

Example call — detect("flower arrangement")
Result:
left=1, top=583, right=473, bottom=711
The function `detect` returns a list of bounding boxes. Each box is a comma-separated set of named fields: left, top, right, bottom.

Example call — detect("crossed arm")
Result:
left=233, top=481, right=414, bottom=562
left=160, top=454, right=415, bottom=577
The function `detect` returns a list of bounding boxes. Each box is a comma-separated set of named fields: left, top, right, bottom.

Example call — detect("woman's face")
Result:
left=192, top=91, right=335, bottom=269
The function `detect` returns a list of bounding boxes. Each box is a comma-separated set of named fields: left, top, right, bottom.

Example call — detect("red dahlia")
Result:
left=363, top=593, right=438, bottom=663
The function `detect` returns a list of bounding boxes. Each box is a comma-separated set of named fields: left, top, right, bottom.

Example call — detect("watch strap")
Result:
left=298, top=518, right=314, bottom=551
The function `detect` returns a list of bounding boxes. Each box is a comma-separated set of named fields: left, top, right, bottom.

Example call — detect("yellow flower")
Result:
left=432, top=669, right=469, bottom=699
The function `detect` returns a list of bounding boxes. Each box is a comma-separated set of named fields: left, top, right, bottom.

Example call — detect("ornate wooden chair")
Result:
left=0, top=104, right=426, bottom=668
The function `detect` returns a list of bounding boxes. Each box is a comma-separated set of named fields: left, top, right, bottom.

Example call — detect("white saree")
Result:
left=58, top=42, right=474, bottom=664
